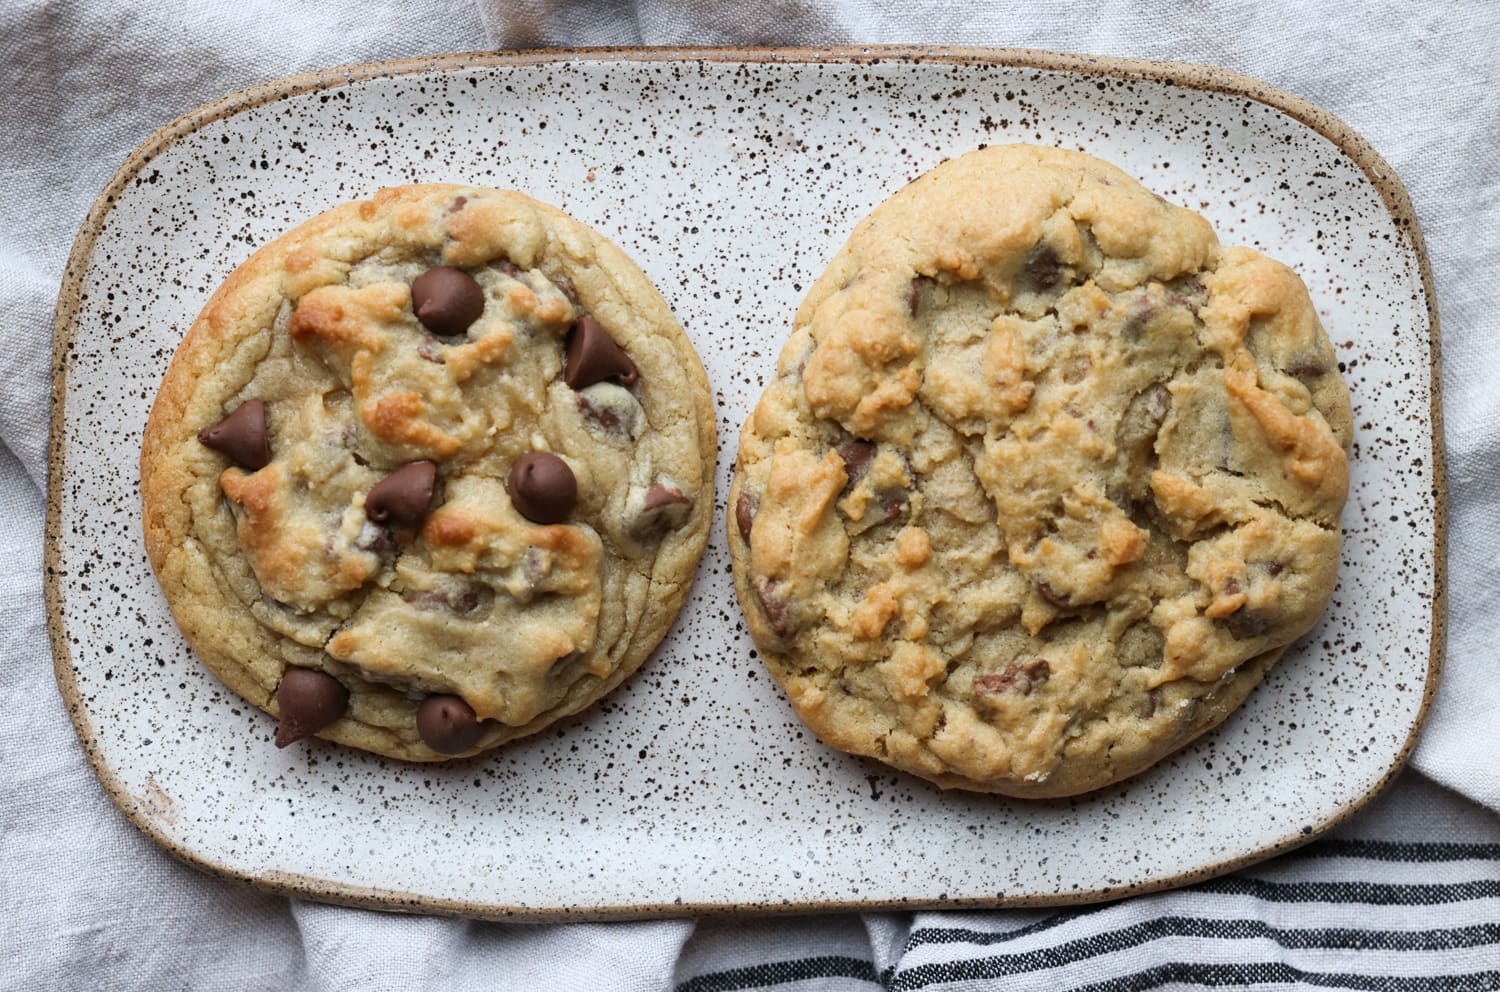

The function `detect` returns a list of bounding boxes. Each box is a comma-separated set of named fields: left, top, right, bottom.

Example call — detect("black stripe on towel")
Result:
left=1197, top=877, right=1500, bottom=904
left=897, top=904, right=1107, bottom=951
left=894, top=956, right=1500, bottom=991
left=1062, top=963, right=1500, bottom=992
left=889, top=916, right=1500, bottom=990
left=682, top=917, right=1500, bottom=992
left=1289, top=840, right=1500, bottom=863
left=676, top=955, right=880, bottom=992
left=901, top=877, right=1500, bottom=954
left=904, top=919, right=1500, bottom=953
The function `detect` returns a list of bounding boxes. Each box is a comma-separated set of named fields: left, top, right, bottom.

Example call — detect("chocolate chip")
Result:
left=1122, top=293, right=1156, bottom=338
left=908, top=275, right=932, bottom=317
left=837, top=439, right=876, bottom=483
left=365, top=461, right=437, bottom=526
left=1166, top=276, right=1206, bottom=308
left=1036, top=582, right=1073, bottom=609
left=552, top=272, right=580, bottom=303
left=1224, top=609, right=1270, bottom=639
left=643, top=482, right=689, bottom=512
left=842, top=461, right=910, bottom=535
left=632, top=481, right=692, bottom=541
left=577, top=393, right=622, bottom=433
left=975, top=659, right=1051, bottom=697
left=358, top=526, right=395, bottom=556
left=416, top=694, right=485, bottom=754
left=448, top=195, right=467, bottom=213
left=1285, top=357, right=1328, bottom=379
left=564, top=315, right=638, bottom=389
left=446, top=587, right=483, bottom=614
left=274, top=668, right=349, bottom=748
left=198, top=399, right=271, bottom=470
left=877, top=492, right=908, bottom=524
left=753, top=576, right=791, bottom=637
left=575, top=386, right=642, bottom=441
left=735, top=491, right=757, bottom=543
left=404, top=583, right=493, bottom=618
left=411, top=266, right=485, bottom=336
left=507, top=451, right=576, bottom=524
left=1025, top=244, right=1062, bottom=290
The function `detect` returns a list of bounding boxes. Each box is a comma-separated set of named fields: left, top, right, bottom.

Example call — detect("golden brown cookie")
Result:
left=729, top=145, right=1352, bottom=797
left=142, top=185, right=715, bottom=760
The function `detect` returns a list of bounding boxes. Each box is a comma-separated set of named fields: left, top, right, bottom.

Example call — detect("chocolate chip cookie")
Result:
left=729, top=145, right=1352, bottom=797
left=142, top=185, right=715, bottom=760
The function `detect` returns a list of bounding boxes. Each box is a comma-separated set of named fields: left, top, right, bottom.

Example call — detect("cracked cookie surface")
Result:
left=142, top=184, right=715, bottom=761
left=729, top=145, right=1352, bottom=797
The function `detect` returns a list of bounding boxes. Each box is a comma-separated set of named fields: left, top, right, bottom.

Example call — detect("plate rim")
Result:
left=45, top=44, right=1448, bottom=922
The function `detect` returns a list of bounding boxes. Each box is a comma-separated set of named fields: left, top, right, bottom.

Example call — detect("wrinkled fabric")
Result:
left=3, top=2, right=1497, bottom=989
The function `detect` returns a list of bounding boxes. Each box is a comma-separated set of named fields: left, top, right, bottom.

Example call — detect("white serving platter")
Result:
left=47, top=47, right=1444, bottom=919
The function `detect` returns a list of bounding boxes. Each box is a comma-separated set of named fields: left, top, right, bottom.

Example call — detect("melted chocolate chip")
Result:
left=975, top=659, right=1051, bottom=697
left=507, top=452, right=576, bottom=524
left=632, top=482, right=692, bottom=541
left=416, top=694, right=485, bottom=754
left=1224, top=609, right=1270, bottom=639
left=643, top=482, right=689, bottom=512
left=1036, top=582, right=1073, bottom=609
left=735, top=491, right=757, bottom=543
left=1285, top=357, right=1329, bottom=379
left=198, top=399, right=271, bottom=470
left=446, top=587, right=483, bottom=614
left=574, top=387, right=641, bottom=440
left=877, top=492, right=908, bottom=524
left=448, top=195, right=467, bottom=213
left=404, top=583, right=493, bottom=618
left=1266, top=561, right=1285, bottom=577
left=837, top=439, right=876, bottom=483
left=577, top=394, right=622, bottom=433
left=359, top=525, right=396, bottom=556
left=1122, top=293, right=1156, bottom=338
left=411, top=266, right=484, bottom=336
left=754, top=577, right=791, bottom=637
left=908, top=275, right=932, bottom=317
left=274, top=668, right=348, bottom=748
left=1025, top=244, right=1062, bottom=290
left=365, top=461, right=437, bottom=526
left=564, top=315, right=638, bottom=389
left=1165, top=276, right=1207, bottom=309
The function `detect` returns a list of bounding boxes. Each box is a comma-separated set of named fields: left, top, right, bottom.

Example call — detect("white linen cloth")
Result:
left=3, top=2, right=1497, bottom=989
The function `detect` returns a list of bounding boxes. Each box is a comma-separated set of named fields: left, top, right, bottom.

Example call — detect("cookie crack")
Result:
left=1252, top=495, right=1337, bottom=531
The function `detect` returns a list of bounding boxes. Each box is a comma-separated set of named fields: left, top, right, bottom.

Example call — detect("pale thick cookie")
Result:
left=143, top=185, right=715, bottom=761
left=729, top=145, right=1352, bottom=797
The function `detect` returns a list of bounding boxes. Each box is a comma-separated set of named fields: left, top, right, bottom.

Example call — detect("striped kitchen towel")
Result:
left=676, top=841, right=1500, bottom=990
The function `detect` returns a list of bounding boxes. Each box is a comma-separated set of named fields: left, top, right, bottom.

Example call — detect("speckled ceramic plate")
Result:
left=47, top=47, right=1444, bottom=920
